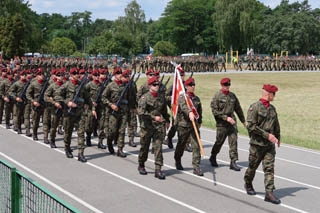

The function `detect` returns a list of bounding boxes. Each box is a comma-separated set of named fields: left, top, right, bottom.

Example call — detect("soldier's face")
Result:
left=221, top=85, right=230, bottom=91
left=186, top=84, right=195, bottom=93
left=268, top=93, right=275, bottom=101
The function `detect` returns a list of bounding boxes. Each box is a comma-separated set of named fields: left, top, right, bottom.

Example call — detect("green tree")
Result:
left=153, top=41, right=177, bottom=56
left=50, top=37, right=76, bottom=56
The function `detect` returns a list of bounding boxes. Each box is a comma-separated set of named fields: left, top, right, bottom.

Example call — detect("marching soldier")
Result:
left=55, top=68, right=97, bottom=162
left=244, top=84, right=281, bottom=205
left=0, top=68, right=7, bottom=124
left=137, top=76, right=170, bottom=179
left=174, top=78, right=203, bottom=176
left=209, top=78, right=246, bottom=171
left=1, top=70, right=15, bottom=129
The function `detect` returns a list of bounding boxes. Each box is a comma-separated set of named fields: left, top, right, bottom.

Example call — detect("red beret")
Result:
left=70, top=68, right=78, bottom=74
left=220, top=78, right=231, bottom=85
left=60, top=67, right=66, bottom=72
left=153, top=70, right=160, bottom=76
left=148, top=76, right=159, bottom=85
left=122, top=69, right=131, bottom=77
left=79, top=69, right=86, bottom=74
left=51, top=69, right=56, bottom=75
left=92, top=69, right=99, bottom=75
left=184, top=78, right=195, bottom=86
left=36, top=68, right=44, bottom=76
left=113, top=67, right=122, bottom=76
left=99, top=69, right=108, bottom=74
left=263, top=84, right=278, bottom=93
left=26, top=69, right=32, bottom=74
left=20, top=70, right=26, bottom=75
left=146, top=69, right=153, bottom=75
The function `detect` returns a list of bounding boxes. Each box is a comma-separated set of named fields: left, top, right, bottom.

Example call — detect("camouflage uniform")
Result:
left=127, top=81, right=138, bottom=145
left=0, top=77, right=15, bottom=127
left=210, top=90, right=245, bottom=162
left=175, top=93, right=202, bottom=170
left=0, top=76, right=6, bottom=123
left=138, top=91, right=170, bottom=170
left=244, top=100, right=280, bottom=192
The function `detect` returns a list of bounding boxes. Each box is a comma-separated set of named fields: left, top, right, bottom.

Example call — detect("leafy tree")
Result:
left=50, top=37, right=77, bottom=56
left=153, top=41, right=177, bottom=56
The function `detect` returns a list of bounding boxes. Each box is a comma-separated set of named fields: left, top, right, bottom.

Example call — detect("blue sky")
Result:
left=28, top=0, right=320, bottom=21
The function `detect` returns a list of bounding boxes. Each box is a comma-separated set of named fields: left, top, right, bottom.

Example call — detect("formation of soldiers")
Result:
left=0, top=56, right=282, bottom=205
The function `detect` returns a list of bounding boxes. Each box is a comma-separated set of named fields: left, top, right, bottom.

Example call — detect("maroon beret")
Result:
left=122, top=69, right=131, bottom=77
left=36, top=68, right=44, bottom=76
left=99, top=69, right=108, bottom=74
left=51, top=69, right=56, bottom=75
left=92, top=69, right=99, bottom=75
left=70, top=68, right=78, bottom=74
left=20, top=70, right=26, bottom=75
left=113, top=67, right=122, bottom=76
left=79, top=69, right=86, bottom=74
left=146, top=69, right=153, bottom=75
left=153, top=70, right=160, bottom=76
left=148, top=76, right=159, bottom=85
left=263, top=84, right=278, bottom=93
left=184, top=78, right=195, bottom=86
left=220, top=78, right=231, bottom=85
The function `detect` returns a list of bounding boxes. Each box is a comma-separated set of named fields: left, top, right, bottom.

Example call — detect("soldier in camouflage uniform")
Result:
left=0, top=68, right=7, bottom=124
left=55, top=68, right=96, bottom=162
left=101, top=67, right=128, bottom=157
left=244, top=84, right=281, bottom=205
left=1, top=70, right=15, bottom=129
left=174, top=78, right=203, bottom=176
left=26, top=69, right=48, bottom=141
left=137, top=76, right=170, bottom=179
left=209, top=78, right=246, bottom=171
left=44, top=69, right=64, bottom=148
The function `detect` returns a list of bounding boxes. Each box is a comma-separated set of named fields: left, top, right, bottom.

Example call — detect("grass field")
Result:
left=137, top=72, right=320, bottom=151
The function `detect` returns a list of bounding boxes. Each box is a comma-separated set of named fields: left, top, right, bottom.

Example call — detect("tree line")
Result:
left=0, top=0, right=320, bottom=59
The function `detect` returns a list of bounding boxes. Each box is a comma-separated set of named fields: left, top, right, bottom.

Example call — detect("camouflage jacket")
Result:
left=101, top=81, right=128, bottom=112
left=44, top=81, right=64, bottom=108
left=137, top=81, right=149, bottom=100
left=8, top=80, right=29, bottom=104
left=26, top=80, right=46, bottom=106
left=85, top=80, right=102, bottom=108
left=0, top=78, right=15, bottom=99
left=247, top=100, right=280, bottom=147
left=210, top=90, right=245, bottom=127
left=176, top=93, right=202, bottom=128
left=138, top=91, right=170, bottom=130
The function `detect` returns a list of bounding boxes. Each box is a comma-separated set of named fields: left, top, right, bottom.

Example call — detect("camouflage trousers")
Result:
left=86, top=107, right=105, bottom=139
left=14, top=103, right=26, bottom=129
left=23, top=102, right=32, bottom=129
left=63, top=109, right=87, bottom=152
left=138, top=127, right=164, bottom=170
left=50, top=112, right=63, bottom=141
left=175, top=126, right=201, bottom=169
left=0, top=99, right=4, bottom=122
left=211, top=126, right=238, bottom=161
left=127, top=109, right=137, bottom=138
left=42, top=107, right=52, bottom=138
left=31, top=107, right=44, bottom=136
left=4, top=102, right=13, bottom=125
left=108, top=111, right=127, bottom=149
left=244, top=144, right=276, bottom=192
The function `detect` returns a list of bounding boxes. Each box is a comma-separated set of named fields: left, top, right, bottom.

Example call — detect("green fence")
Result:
left=0, top=157, right=80, bottom=213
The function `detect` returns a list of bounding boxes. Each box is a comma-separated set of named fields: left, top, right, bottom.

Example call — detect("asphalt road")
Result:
left=0, top=120, right=319, bottom=213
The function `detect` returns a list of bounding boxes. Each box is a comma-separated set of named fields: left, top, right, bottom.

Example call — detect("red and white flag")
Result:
left=171, top=64, right=185, bottom=119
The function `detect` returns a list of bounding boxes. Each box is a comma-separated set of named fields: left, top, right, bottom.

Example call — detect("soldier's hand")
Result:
left=92, top=110, right=97, bottom=119
left=55, top=102, right=62, bottom=109
left=68, top=101, right=77, bottom=108
left=155, top=116, right=163, bottom=122
left=268, top=134, right=279, bottom=145
left=4, top=97, right=9, bottom=102
left=111, top=104, right=118, bottom=111
left=16, top=97, right=22, bottom=102
left=227, top=117, right=235, bottom=125
left=33, top=101, right=40, bottom=107
left=189, top=112, right=195, bottom=122
left=243, top=122, right=247, bottom=128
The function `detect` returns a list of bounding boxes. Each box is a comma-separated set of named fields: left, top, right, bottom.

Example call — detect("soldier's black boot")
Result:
left=175, top=159, right=184, bottom=170
left=128, top=137, right=137, bottom=147
left=93, top=129, right=98, bottom=137
left=193, top=168, right=204, bottom=176
left=264, top=191, right=281, bottom=204
left=17, top=128, right=22, bottom=134
left=98, top=138, right=106, bottom=149
left=25, top=128, right=32, bottom=137
left=244, top=183, right=256, bottom=195
left=138, top=163, right=147, bottom=175
left=86, top=134, right=92, bottom=147
left=117, top=148, right=127, bottom=158
left=50, top=139, right=57, bottom=148
left=6, top=123, right=10, bottom=129
left=65, top=148, right=73, bottom=158
left=185, top=143, right=192, bottom=152
left=13, top=125, right=18, bottom=132
left=230, top=160, right=241, bottom=171
left=107, top=139, right=114, bottom=154
left=78, top=152, right=87, bottom=163
left=44, top=134, right=49, bottom=144
left=155, top=169, right=166, bottom=180
left=33, top=133, right=38, bottom=141
left=167, top=137, right=174, bottom=149
left=209, top=154, right=218, bottom=167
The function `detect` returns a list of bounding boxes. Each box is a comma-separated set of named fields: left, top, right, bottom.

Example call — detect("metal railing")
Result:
left=0, top=157, right=80, bottom=213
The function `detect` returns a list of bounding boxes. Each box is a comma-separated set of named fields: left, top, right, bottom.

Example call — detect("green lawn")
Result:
left=137, top=72, right=320, bottom=150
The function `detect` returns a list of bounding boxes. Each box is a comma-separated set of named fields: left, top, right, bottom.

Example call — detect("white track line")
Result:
left=0, top=125, right=310, bottom=213
left=0, top=152, right=104, bottom=213
left=201, top=127, right=320, bottom=155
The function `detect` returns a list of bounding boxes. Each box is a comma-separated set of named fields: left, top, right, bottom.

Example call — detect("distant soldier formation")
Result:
left=0, top=54, right=284, bottom=204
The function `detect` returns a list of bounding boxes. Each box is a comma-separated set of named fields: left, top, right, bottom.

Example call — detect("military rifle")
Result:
left=94, top=73, right=113, bottom=105
left=134, top=72, right=141, bottom=84
left=159, top=77, right=170, bottom=93
left=17, top=78, right=32, bottom=105
left=67, top=72, right=88, bottom=115
left=112, top=71, right=136, bottom=115
left=35, top=72, right=51, bottom=112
